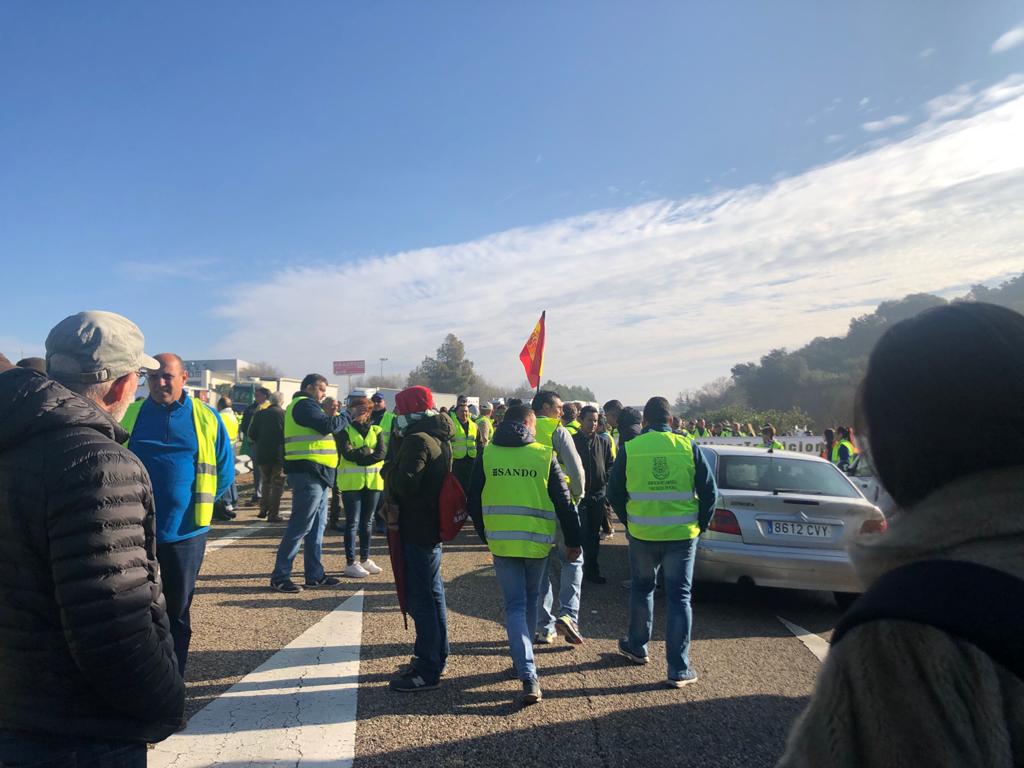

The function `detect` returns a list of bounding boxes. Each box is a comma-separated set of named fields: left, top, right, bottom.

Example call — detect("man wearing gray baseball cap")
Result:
left=0, top=311, right=184, bottom=766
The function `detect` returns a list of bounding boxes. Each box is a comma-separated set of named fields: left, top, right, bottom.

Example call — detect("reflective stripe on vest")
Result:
left=452, top=417, right=478, bottom=459
left=481, top=443, right=556, bottom=559
left=122, top=397, right=220, bottom=528
left=625, top=430, right=700, bottom=542
left=337, top=424, right=384, bottom=491
left=284, top=397, right=339, bottom=467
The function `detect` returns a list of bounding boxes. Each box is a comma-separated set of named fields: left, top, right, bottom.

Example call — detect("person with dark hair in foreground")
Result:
left=778, top=302, right=1024, bottom=768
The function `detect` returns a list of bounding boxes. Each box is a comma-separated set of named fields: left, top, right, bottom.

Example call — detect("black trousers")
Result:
left=579, top=496, right=606, bottom=576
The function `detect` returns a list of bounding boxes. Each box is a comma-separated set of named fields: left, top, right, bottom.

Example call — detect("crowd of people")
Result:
left=1, top=301, right=1022, bottom=767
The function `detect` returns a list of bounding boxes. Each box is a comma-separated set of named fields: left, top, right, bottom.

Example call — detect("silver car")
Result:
left=694, top=446, right=885, bottom=609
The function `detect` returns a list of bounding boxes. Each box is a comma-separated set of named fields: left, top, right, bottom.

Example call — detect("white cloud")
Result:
left=925, top=84, right=976, bottom=121
left=824, top=133, right=845, bottom=144
left=862, top=114, right=910, bottom=132
left=991, top=24, right=1024, bottom=54
left=858, top=97, right=870, bottom=108
left=918, top=48, right=936, bottom=59
left=215, top=76, right=1024, bottom=404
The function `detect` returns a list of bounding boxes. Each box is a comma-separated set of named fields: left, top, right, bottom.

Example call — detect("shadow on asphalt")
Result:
left=355, top=694, right=805, bottom=768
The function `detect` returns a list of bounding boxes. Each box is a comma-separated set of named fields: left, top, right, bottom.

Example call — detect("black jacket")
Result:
left=572, top=430, right=614, bottom=500
left=385, top=413, right=455, bottom=547
left=0, top=368, right=184, bottom=743
left=467, top=420, right=582, bottom=548
left=247, top=403, right=285, bottom=466
left=616, top=407, right=643, bottom=449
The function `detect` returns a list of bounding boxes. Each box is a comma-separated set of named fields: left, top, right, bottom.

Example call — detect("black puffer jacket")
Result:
left=0, top=368, right=184, bottom=743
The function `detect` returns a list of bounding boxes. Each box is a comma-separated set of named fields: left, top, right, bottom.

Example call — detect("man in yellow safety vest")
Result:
left=466, top=404, right=582, bottom=706
left=269, top=373, right=366, bottom=593
left=608, top=396, right=718, bottom=688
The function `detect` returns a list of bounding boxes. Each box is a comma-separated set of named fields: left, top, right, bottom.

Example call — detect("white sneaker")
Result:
left=344, top=563, right=369, bottom=578
left=360, top=559, right=383, bottom=575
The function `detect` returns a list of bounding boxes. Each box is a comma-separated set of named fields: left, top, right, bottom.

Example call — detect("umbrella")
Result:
left=385, top=515, right=409, bottom=630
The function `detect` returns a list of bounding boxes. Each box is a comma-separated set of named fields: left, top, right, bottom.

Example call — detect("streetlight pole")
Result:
left=379, top=357, right=388, bottom=379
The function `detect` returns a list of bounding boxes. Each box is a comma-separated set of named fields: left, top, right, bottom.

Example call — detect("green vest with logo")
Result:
left=122, top=397, right=220, bottom=528
left=284, top=397, right=338, bottom=467
left=625, top=430, right=700, bottom=542
left=337, top=424, right=384, bottom=491
left=481, top=442, right=557, bottom=559
left=452, top=417, right=479, bottom=459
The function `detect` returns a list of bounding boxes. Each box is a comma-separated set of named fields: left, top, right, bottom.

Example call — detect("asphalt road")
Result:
left=183, top=476, right=842, bottom=768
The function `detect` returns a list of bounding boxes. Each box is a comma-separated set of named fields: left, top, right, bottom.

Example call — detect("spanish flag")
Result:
left=519, top=311, right=546, bottom=389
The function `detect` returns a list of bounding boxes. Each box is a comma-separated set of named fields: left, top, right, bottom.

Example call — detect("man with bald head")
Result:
left=122, top=352, right=235, bottom=679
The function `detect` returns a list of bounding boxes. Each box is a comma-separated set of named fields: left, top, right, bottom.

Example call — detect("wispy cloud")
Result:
left=861, top=114, right=910, bottom=132
left=215, top=75, right=1024, bottom=403
left=824, top=133, right=845, bottom=144
left=120, top=258, right=221, bottom=282
left=858, top=97, right=870, bottom=108
left=991, top=24, right=1024, bottom=54
left=918, top=47, right=936, bottom=59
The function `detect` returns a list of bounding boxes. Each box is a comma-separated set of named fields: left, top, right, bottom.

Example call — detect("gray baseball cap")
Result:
left=45, top=311, right=160, bottom=383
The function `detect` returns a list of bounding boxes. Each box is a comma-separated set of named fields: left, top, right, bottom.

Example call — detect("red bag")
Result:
left=438, top=441, right=468, bottom=542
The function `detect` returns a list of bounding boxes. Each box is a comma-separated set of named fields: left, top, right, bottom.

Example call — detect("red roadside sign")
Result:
left=333, top=360, right=365, bottom=376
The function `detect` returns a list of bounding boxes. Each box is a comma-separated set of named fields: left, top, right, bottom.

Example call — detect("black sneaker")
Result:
left=389, top=672, right=440, bottom=692
left=270, top=579, right=302, bottom=593
left=520, top=679, right=542, bottom=705
left=583, top=572, right=607, bottom=585
left=305, top=575, right=341, bottom=587
left=617, top=638, right=649, bottom=665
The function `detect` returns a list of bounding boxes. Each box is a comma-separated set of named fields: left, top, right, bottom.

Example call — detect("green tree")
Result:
left=505, top=379, right=597, bottom=403
left=407, top=334, right=479, bottom=394
left=240, top=361, right=284, bottom=378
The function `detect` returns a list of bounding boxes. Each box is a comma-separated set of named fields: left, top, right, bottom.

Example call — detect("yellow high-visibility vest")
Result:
left=122, top=397, right=220, bottom=527
left=482, top=443, right=556, bottom=559
left=452, top=417, right=479, bottom=459
left=337, top=424, right=384, bottom=491
left=283, top=396, right=338, bottom=468
left=625, top=430, right=700, bottom=542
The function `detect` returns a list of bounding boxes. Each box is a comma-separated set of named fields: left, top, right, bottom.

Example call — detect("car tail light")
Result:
left=709, top=509, right=742, bottom=536
left=859, top=518, right=887, bottom=534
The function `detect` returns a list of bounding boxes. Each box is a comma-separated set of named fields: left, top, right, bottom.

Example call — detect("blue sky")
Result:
left=2, top=2, right=1023, bottom=402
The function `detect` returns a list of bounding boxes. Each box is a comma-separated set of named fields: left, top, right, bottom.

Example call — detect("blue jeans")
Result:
left=157, top=531, right=207, bottom=675
left=0, top=731, right=146, bottom=768
left=224, top=480, right=238, bottom=507
left=402, top=541, right=448, bottom=682
left=536, top=536, right=583, bottom=634
left=624, top=536, right=698, bottom=680
left=492, top=555, right=548, bottom=682
left=271, top=473, right=329, bottom=584
left=341, top=488, right=381, bottom=564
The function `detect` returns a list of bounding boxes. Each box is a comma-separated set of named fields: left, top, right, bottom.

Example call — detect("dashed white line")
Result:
left=150, top=589, right=365, bottom=768
left=777, top=616, right=830, bottom=663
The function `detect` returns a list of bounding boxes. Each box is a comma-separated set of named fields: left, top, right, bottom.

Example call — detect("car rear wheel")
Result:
left=833, top=591, right=858, bottom=612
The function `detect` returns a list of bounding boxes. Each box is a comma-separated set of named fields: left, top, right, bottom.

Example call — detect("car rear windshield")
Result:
left=717, top=455, right=861, bottom=498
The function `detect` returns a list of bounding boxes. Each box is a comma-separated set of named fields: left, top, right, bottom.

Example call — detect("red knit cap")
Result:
left=394, top=385, right=435, bottom=415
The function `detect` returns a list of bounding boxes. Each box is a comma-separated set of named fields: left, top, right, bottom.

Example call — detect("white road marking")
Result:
left=205, top=521, right=266, bottom=553
left=777, top=616, right=830, bottom=663
left=150, top=590, right=365, bottom=768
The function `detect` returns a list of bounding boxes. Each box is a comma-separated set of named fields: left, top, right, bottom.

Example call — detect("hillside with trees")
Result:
left=676, top=272, right=1024, bottom=429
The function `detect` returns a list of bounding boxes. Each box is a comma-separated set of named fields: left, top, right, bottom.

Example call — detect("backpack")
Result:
left=832, top=559, right=1024, bottom=679
left=438, top=440, right=468, bottom=542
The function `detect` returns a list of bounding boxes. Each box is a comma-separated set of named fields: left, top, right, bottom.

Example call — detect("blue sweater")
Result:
left=607, top=424, right=718, bottom=531
left=129, top=395, right=235, bottom=543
